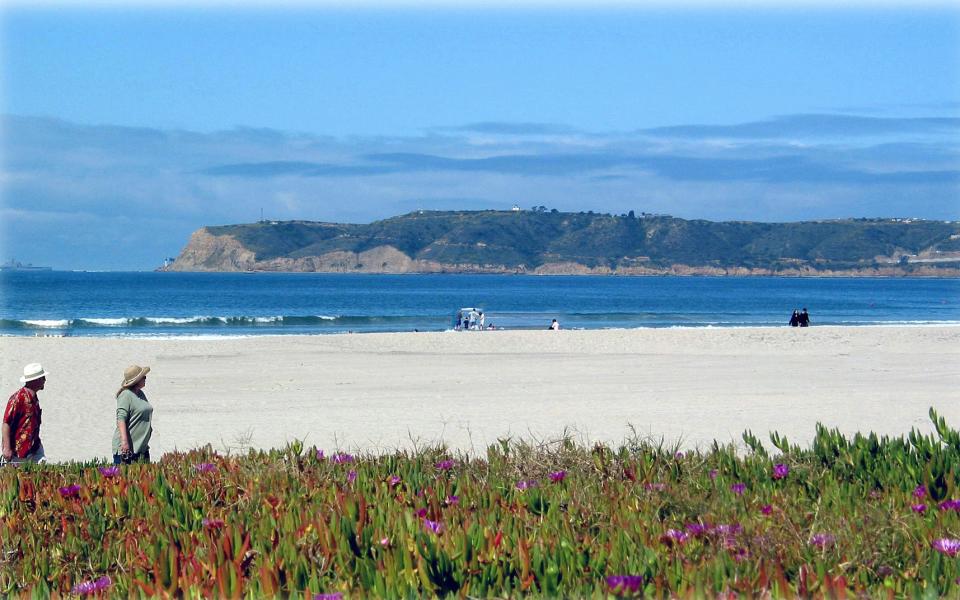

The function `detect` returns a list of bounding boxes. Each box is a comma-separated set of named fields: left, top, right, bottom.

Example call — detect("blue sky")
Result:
left=1, top=3, right=959, bottom=269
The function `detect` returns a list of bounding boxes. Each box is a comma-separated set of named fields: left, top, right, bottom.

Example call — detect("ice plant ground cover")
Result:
left=1, top=409, right=960, bottom=597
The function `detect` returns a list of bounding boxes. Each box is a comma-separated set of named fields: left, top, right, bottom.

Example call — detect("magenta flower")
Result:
left=316, top=449, right=325, bottom=460
left=660, top=528, right=689, bottom=545
left=423, top=519, right=444, bottom=534
left=606, top=575, right=644, bottom=595
left=58, top=484, right=81, bottom=498
left=313, top=594, right=343, bottom=600
left=809, top=533, right=836, bottom=549
left=435, top=459, right=456, bottom=471
left=674, top=451, right=685, bottom=460
left=388, top=475, right=401, bottom=487
left=445, top=495, right=459, bottom=505
left=913, top=485, right=927, bottom=498
left=379, top=537, right=390, bottom=547
left=202, top=517, right=225, bottom=529
left=72, top=576, right=111, bottom=595
left=712, top=523, right=743, bottom=537
left=98, top=466, right=120, bottom=478
left=194, top=463, right=216, bottom=473
left=347, top=470, right=357, bottom=484
left=912, top=503, right=928, bottom=514
left=415, top=508, right=428, bottom=518
left=516, top=479, right=538, bottom=491
left=548, top=470, right=567, bottom=483
left=730, top=482, right=746, bottom=495
left=772, top=463, right=789, bottom=480
left=760, top=504, right=773, bottom=515
left=644, top=482, right=667, bottom=492
left=939, top=499, right=960, bottom=511
left=708, top=469, right=718, bottom=480
left=331, top=453, right=354, bottom=464
left=685, top=523, right=708, bottom=537
left=932, top=538, right=960, bottom=557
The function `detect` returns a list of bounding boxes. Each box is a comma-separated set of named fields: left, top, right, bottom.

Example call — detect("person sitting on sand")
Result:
left=549, top=319, right=560, bottom=331
left=789, top=310, right=800, bottom=327
left=113, top=365, right=154, bottom=464
left=2, top=363, right=49, bottom=465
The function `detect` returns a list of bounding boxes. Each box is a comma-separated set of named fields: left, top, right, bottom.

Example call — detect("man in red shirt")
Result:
left=2, top=363, right=48, bottom=464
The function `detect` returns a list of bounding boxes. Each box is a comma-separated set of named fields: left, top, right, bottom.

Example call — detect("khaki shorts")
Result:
left=1, top=443, right=46, bottom=465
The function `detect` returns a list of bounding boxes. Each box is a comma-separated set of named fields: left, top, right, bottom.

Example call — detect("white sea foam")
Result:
left=82, top=318, right=129, bottom=326
left=23, top=319, right=70, bottom=328
left=144, top=316, right=210, bottom=324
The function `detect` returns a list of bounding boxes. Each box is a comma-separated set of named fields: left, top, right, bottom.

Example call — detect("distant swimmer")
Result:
left=789, top=310, right=800, bottom=327
left=549, top=319, right=560, bottom=331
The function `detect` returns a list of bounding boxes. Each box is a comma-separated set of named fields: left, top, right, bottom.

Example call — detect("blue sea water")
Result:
left=0, top=271, right=958, bottom=337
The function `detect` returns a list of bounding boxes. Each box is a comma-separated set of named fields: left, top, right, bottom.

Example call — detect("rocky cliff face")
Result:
left=162, top=227, right=958, bottom=276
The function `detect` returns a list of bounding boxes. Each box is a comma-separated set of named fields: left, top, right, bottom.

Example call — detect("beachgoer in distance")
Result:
left=799, top=308, right=811, bottom=327
left=113, top=365, right=154, bottom=464
left=2, top=363, right=49, bottom=465
left=789, top=310, right=800, bottom=327
left=478, top=312, right=485, bottom=330
left=549, top=319, right=560, bottom=331
left=455, top=312, right=462, bottom=331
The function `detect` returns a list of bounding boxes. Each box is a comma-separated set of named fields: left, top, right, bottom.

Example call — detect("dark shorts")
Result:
left=113, top=450, right=150, bottom=465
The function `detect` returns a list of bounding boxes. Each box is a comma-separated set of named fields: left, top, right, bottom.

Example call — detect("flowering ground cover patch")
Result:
left=1, top=408, right=959, bottom=597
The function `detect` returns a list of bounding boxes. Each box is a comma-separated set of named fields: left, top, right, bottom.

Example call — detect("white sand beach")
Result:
left=1, top=326, right=958, bottom=463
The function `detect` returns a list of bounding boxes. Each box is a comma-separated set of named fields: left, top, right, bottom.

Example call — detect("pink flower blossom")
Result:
left=58, top=484, right=81, bottom=498
left=913, top=485, right=927, bottom=498
left=73, top=576, right=111, bottom=595
left=548, top=470, right=567, bottom=483
left=194, top=463, right=216, bottom=474
left=730, top=482, right=746, bottom=495
left=606, top=575, right=643, bottom=595
left=316, top=449, right=325, bottom=460
left=912, top=503, right=927, bottom=514
left=347, top=470, right=357, bottom=484
left=516, top=479, right=538, bottom=491
left=388, top=475, right=401, bottom=487
left=932, top=538, right=960, bottom=557
left=423, top=519, right=443, bottom=534
left=772, top=463, right=789, bottom=480
left=202, top=518, right=225, bottom=529
left=660, top=529, right=689, bottom=545
left=809, top=533, right=836, bottom=549
left=445, top=495, right=459, bottom=505
left=760, top=504, right=773, bottom=515
left=331, top=453, right=354, bottom=464
left=98, top=466, right=120, bottom=478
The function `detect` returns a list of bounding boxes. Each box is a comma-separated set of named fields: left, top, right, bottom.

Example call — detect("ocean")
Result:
left=1, top=271, right=958, bottom=337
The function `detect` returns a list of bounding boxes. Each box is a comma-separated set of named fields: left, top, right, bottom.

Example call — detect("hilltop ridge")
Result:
left=163, top=210, right=960, bottom=276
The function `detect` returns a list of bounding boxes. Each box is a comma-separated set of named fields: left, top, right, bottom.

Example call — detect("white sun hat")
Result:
left=20, top=363, right=48, bottom=383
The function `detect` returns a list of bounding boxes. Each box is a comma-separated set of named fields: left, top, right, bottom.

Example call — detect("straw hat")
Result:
left=20, top=363, right=48, bottom=383
left=121, top=365, right=150, bottom=388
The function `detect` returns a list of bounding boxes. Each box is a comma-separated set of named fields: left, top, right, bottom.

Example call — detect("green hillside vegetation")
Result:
left=206, top=211, right=960, bottom=272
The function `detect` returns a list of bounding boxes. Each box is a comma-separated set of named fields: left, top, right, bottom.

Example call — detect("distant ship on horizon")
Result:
left=1, top=259, right=52, bottom=272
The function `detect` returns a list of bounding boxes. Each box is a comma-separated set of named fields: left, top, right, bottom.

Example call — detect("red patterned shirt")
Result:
left=3, top=387, right=42, bottom=458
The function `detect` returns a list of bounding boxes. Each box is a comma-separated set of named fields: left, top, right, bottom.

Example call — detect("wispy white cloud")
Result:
left=1, top=112, right=958, bottom=269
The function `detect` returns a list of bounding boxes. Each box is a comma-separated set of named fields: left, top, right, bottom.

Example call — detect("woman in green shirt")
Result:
left=112, top=364, right=154, bottom=464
